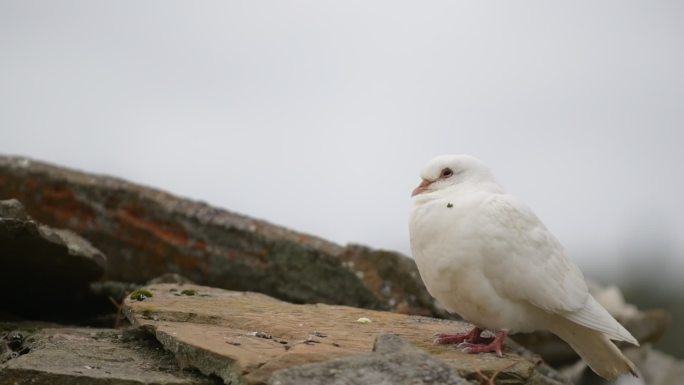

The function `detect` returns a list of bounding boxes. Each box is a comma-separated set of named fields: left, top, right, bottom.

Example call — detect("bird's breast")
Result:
left=410, top=199, right=483, bottom=300
left=409, top=195, right=539, bottom=331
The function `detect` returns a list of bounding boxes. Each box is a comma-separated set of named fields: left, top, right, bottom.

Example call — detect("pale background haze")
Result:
left=1, top=1, right=683, bottom=285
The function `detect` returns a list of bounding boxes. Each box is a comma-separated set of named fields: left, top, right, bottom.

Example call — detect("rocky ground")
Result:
left=0, top=155, right=679, bottom=385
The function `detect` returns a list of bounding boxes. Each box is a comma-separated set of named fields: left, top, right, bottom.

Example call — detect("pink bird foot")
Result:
left=433, top=327, right=489, bottom=345
left=458, top=330, right=507, bottom=357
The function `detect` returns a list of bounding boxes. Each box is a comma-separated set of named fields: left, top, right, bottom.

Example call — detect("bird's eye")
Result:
left=440, top=168, right=454, bottom=178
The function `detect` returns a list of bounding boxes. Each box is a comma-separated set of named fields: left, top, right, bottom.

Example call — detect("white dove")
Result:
left=409, top=154, right=638, bottom=380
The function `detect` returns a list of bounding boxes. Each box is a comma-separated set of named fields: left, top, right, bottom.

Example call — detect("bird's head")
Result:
left=411, top=154, right=497, bottom=197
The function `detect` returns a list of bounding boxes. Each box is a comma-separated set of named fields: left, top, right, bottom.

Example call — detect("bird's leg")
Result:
left=458, top=330, right=508, bottom=357
left=433, top=326, right=486, bottom=345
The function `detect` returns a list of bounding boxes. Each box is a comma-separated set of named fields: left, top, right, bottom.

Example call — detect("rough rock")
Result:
left=559, top=345, right=684, bottom=385
left=123, top=283, right=569, bottom=385
left=0, top=199, right=29, bottom=220
left=269, top=334, right=472, bottom=385
left=0, top=155, right=440, bottom=316
left=0, top=199, right=107, bottom=320
left=624, top=345, right=684, bottom=385
left=339, top=245, right=450, bottom=318
left=0, top=326, right=216, bottom=385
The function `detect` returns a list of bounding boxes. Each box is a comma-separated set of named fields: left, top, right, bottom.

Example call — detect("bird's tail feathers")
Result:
left=564, top=295, right=639, bottom=345
left=551, top=318, right=638, bottom=380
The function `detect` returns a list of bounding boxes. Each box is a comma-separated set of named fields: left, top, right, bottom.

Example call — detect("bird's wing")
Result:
left=479, top=194, right=589, bottom=313
left=564, top=294, right=639, bottom=344
left=479, top=194, right=638, bottom=344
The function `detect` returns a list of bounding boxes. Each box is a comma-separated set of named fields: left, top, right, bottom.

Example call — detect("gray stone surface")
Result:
left=0, top=199, right=29, bottom=220
left=624, top=345, right=684, bottom=385
left=269, top=334, right=473, bottom=385
left=0, top=327, right=216, bottom=385
left=0, top=199, right=107, bottom=320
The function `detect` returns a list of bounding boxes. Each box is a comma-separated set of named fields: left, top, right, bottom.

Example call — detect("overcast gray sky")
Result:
left=1, top=1, right=683, bottom=278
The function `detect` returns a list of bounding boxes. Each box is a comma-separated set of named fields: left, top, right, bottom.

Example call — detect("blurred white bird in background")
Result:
left=409, top=154, right=639, bottom=380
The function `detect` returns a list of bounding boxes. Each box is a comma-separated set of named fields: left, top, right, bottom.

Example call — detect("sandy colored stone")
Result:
left=0, top=327, right=214, bottom=385
left=124, top=284, right=568, bottom=385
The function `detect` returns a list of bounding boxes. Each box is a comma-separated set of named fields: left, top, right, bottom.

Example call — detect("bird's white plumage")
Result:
left=479, top=194, right=589, bottom=313
left=409, top=154, right=638, bottom=379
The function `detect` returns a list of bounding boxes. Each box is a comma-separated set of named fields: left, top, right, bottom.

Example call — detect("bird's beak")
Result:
left=412, top=179, right=432, bottom=197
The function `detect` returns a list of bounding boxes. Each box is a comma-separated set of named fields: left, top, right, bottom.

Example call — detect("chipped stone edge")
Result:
left=147, top=326, right=244, bottom=385
left=123, top=302, right=244, bottom=385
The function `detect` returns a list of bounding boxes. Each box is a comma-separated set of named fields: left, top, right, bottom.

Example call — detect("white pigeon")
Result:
left=409, top=154, right=638, bottom=380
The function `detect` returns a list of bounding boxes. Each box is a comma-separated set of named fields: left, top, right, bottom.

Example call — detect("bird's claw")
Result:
left=458, top=342, right=476, bottom=351
left=458, top=342, right=504, bottom=357
left=432, top=329, right=479, bottom=345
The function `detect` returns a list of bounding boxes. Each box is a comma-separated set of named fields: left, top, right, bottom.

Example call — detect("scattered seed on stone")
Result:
left=250, top=331, right=273, bottom=339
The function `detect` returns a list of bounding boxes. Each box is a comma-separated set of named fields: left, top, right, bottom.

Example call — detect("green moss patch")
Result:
left=129, top=288, right=153, bottom=301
